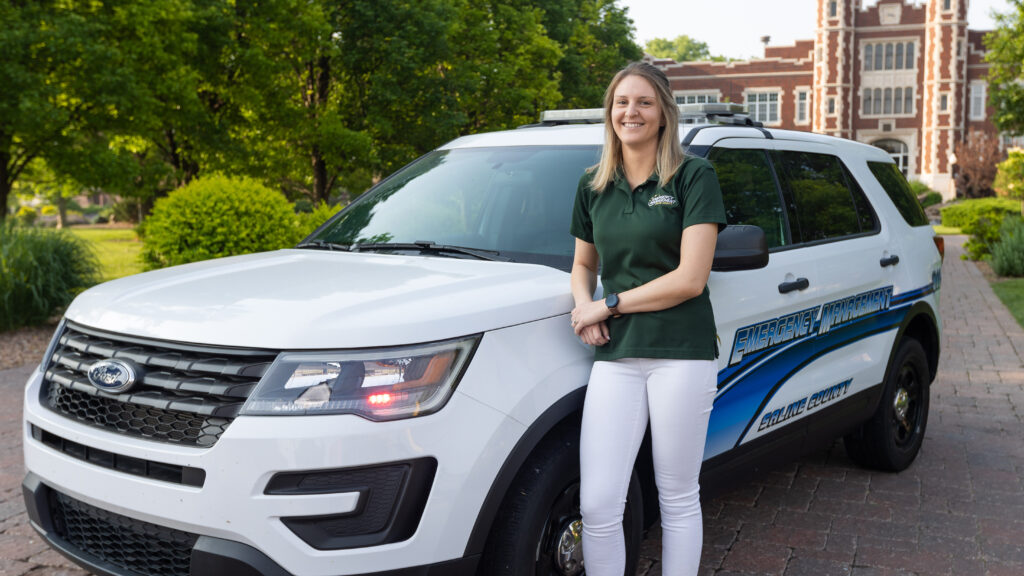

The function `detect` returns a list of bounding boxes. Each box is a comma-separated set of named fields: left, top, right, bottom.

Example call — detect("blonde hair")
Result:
left=589, top=62, right=684, bottom=192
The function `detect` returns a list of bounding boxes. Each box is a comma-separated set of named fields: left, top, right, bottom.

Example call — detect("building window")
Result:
left=746, top=92, right=779, bottom=124
left=828, top=97, right=836, bottom=115
left=970, top=82, right=986, bottom=120
left=796, top=91, right=810, bottom=123
left=829, top=1, right=837, bottom=17
left=864, top=41, right=916, bottom=71
left=943, top=0, right=951, bottom=11
left=939, top=94, right=949, bottom=112
left=864, top=86, right=914, bottom=116
left=957, top=39, right=963, bottom=57
left=675, top=93, right=719, bottom=105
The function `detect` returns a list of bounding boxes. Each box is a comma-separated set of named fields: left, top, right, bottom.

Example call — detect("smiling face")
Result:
left=610, top=74, right=664, bottom=151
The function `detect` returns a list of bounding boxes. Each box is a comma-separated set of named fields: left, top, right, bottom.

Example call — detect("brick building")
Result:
left=649, top=0, right=997, bottom=200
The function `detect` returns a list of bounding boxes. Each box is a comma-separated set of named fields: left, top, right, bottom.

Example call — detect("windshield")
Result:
left=307, top=146, right=601, bottom=271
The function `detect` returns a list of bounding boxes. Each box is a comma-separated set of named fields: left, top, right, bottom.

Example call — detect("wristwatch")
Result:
left=605, top=293, right=621, bottom=317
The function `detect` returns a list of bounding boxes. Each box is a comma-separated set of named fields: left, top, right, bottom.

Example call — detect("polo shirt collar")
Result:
left=613, top=169, right=660, bottom=214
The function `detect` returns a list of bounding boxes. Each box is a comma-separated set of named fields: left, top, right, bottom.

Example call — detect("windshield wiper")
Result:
left=295, top=240, right=351, bottom=251
left=351, top=241, right=511, bottom=262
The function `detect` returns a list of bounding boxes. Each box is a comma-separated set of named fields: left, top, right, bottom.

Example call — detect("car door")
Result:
left=733, top=141, right=899, bottom=451
left=704, top=140, right=826, bottom=460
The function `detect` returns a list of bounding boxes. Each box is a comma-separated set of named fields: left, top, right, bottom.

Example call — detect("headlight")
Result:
left=241, top=336, right=479, bottom=420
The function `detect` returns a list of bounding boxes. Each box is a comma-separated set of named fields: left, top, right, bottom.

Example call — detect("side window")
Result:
left=774, top=150, right=877, bottom=243
left=868, top=161, right=929, bottom=226
left=708, top=147, right=789, bottom=249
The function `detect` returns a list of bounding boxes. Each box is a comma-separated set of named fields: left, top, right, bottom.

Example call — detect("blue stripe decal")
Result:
left=705, top=282, right=935, bottom=460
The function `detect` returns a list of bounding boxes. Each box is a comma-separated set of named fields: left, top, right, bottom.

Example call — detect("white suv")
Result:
left=22, top=104, right=942, bottom=576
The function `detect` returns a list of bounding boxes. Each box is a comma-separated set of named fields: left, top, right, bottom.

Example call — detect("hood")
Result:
left=66, top=249, right=572, bottom=349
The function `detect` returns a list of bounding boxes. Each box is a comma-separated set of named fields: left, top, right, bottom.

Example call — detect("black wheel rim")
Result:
left=891, top=361, right=923, bottom=448
left=535, top=481, right=583, bottom=576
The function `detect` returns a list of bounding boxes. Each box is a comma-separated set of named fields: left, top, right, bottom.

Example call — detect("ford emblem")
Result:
left=87, top=359, right=139, bottom=394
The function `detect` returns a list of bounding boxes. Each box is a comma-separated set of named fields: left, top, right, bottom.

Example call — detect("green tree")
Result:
left=226, top=0, right=458, bottom=204
left=0, top=2, right=136, bottom=222
left=449, top=1, right=564, bottom=132
left=0, top=1, right=235, bottom=222
left=986, top=0, right=1024, bottom=135
left=645, top=35, right=721, bottom=63
left=539, top=0, right=643, bottom=108
left=994, top=149, right=1024, bottom=215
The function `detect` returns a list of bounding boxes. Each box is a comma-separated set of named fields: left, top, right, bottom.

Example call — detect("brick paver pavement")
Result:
left=0, top=235, right=1021, bottom=576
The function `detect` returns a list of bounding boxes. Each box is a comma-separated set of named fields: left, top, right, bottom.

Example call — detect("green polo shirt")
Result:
left=570, top=156, right=727, bottom=361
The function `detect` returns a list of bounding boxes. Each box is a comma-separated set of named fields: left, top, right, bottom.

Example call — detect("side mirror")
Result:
left=712, top=225, right=769, bottom=271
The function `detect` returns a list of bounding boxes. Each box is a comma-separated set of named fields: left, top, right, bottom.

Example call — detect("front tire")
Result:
left=479, top=425, right=643, bottom=576
left=844, top=337, right=930, bottom=471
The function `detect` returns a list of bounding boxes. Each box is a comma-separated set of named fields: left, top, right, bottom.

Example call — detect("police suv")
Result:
left=22, top=104, right=942, bottom=576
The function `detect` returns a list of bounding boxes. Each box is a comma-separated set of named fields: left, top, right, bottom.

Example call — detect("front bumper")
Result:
left=22, top=473, right=476, bottom=576
left=22, top=365, right=522, bottom=576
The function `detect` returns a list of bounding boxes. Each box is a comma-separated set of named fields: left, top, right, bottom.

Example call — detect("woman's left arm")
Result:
left=572, top=222, right=718, bottom=333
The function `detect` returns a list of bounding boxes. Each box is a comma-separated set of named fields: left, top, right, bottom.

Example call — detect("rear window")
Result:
left=867, top=162, right=929, bottom=226
left=774, top=150, right=878, bottom=243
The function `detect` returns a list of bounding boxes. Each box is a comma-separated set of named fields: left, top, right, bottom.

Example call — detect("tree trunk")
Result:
left=309, top=55, right=332, bottom=204
left=0, top=148, right=10, bottom=223
left=312, top=145, right=328, bottom=203
left=56, top=194, right=67, bottom=229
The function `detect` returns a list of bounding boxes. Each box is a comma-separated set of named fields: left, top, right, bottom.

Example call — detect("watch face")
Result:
left=606, top=293, right=619, bottom=308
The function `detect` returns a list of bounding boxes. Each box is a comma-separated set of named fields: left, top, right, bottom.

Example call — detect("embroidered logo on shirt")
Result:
left=648, top=194, right=678, bottom=207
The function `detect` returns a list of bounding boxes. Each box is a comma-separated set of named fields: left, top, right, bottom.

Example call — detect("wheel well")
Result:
left=901, top=311, right=939, bottom=382
left=463, top=389, right=585, bottom=558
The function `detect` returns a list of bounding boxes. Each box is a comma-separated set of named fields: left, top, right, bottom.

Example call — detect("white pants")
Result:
left=580, top=358, right=717, bottom=576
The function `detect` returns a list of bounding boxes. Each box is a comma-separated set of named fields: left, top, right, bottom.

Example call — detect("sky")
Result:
left=619, top=0, right=1013, bottom=61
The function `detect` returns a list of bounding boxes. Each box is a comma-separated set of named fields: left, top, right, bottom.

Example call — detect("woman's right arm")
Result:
left=570, top=238, right=610, bottom=346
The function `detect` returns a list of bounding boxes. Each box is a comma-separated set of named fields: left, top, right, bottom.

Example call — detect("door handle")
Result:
left=880, top=255, right=900, bottom=267
left=778, top=277, right=809, bottom=294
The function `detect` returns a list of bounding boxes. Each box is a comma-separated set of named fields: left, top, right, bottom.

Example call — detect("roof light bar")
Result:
left=678, top=103, right=747, bottom=115
left=539, top=108, right=605, bottom=123
left=538, top=103, right=750, bottom=125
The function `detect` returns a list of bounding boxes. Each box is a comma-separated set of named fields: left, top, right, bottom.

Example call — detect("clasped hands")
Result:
left=570, top=299, right=611, bottom=346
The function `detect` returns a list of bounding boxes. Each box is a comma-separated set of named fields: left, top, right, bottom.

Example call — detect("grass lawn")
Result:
left=69, top=226, right=144, bottom=283
left=991, top=278, right=1024, bottom=330
left=932, top=225, right=962, bottom=235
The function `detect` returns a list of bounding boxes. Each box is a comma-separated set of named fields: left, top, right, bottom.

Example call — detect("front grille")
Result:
left=50, top=490, right=198, bottom=576
left=41, top=323, right=277, bottom=447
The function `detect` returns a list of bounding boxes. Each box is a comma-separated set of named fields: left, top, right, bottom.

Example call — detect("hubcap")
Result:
left=554, top=519, right=584, bottom=575
left=893, top=387, right=910, bottom=421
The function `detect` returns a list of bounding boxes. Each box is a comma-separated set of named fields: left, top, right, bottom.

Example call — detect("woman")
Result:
left=568, top=61, right=726, bottom=575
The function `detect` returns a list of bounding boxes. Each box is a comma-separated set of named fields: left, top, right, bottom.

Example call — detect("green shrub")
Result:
left=993, top=217, right=1024, bottom=277
left=919, top=192, right=942, bottom=209
left=141, top=174, right=301, bottom=270
left=0, top=223, right=99, bottom=330
left=941, top=198, right=1022, bottom=260
left=941, top=197, right=1020, bottom=228
left=297, top=201, right=343, bottom=237
left=15, top=206, right=37, bottom=227
left=908, top=180, right=934, bottom=196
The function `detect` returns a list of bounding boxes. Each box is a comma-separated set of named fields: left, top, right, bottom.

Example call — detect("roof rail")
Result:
left=530, top=103, right=763, bottom=128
